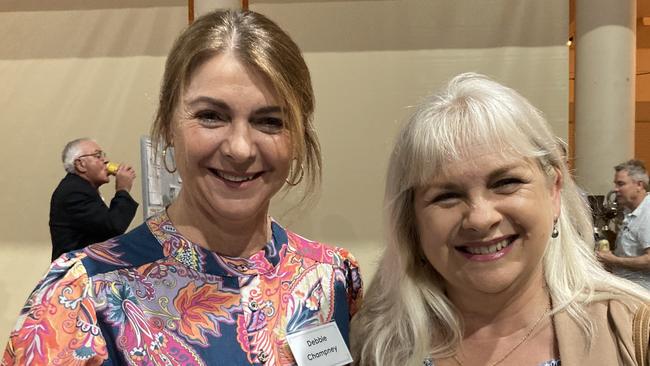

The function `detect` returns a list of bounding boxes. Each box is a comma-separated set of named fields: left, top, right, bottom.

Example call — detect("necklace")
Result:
left=452, top=307, right=551, bottom=366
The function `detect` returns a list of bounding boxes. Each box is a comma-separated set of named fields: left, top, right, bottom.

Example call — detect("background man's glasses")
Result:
left=76, top=151, right=106, bottom=160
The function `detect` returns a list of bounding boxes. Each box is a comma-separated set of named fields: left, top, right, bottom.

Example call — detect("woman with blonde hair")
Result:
left=351, top=73, right=650, bottom=366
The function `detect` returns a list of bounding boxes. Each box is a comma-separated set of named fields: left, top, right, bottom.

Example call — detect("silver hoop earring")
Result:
left=551, top=219, right=559, bottom=238
left=285, top=161, right=304, bottom=186
left=162, top=145, right=177, bottom=174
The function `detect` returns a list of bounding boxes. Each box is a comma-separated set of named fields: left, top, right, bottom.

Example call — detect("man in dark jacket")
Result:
left=49, top=138, right=138, bottom=260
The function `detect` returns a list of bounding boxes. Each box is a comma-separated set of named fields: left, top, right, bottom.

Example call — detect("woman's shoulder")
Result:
left=603, top=295, right=648, bottom=331
left=582, top=295, right=648, bottom=364
left=73, top=218, right=165, bottom=275
left=587, top=290, right=648, bottom=315
left=6, top=252, right=104, bottom=363
left=283, top=228, right=360, bottom=269
left=39, top=251, right=91, bottom=290
left=573, top=294, right=647, bottom=344
left=283, top=229, right=364, bottom=314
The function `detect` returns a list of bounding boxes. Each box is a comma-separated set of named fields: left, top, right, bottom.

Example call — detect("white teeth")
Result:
left=216, top=171, right=256, bottom=182
left=465, top=239, right=510, bottom=255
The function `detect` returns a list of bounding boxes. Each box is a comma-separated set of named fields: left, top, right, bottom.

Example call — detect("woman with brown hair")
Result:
left=4, top=10, right=361, bottom=365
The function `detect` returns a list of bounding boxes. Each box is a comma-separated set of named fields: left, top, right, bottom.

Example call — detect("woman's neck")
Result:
left=167, top=197, right=270, bottom=258
left=448, top=273, right=550, bottom=338
left=441, top=276, right=557, bottom=366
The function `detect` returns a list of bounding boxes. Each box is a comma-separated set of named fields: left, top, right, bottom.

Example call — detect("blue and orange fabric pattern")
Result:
left=2, top=213, right=363, bottom=365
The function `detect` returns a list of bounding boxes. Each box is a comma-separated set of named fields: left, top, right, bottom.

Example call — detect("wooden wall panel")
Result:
left=637, top=120, right=650, bottom=165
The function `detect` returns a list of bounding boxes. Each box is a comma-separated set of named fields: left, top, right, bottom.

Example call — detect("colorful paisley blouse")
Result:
left=2, top=213, right=363, bottom=365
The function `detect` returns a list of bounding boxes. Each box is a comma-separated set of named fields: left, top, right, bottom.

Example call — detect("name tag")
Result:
left=286, top=322, right=353, bottom=366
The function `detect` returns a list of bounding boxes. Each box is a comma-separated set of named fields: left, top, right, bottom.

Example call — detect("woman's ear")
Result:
left=167, top=128, right=175, bottom=148
left=551, top=167, right=563, bottom=218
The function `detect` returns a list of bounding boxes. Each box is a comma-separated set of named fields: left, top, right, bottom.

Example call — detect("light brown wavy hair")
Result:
left=151, top=9, right=321, bottom=198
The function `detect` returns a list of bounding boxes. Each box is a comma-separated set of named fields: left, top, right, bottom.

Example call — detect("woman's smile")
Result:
left=456, top=234, right=518, bottom=261
left=210, top=168, right=265, bottom=186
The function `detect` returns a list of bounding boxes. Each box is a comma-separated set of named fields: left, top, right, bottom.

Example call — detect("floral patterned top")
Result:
left=2, top=213, right=363, bottom=365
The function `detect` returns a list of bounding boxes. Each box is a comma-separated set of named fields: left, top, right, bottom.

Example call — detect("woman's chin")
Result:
left=207, top=199, right=269, bottom=222
left=449, top=266, right=536, bottom=297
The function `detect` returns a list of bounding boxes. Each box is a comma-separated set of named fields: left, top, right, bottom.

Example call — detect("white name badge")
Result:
left=286, top=322, right=353, bottom=366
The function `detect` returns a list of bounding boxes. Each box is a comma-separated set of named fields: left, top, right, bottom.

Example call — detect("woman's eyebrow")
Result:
left=425, top=163, right=523, bottom=190
left=425, top=181, right=462, bottom=191
left=486, top=164, right=521, bottom=181
left=185, top=96, right=231, bottom=112
left=251, top=105, right=282, bottom=115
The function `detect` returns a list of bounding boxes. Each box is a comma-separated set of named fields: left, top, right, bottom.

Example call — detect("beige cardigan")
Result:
left=555, top=299, right=646, bottom=365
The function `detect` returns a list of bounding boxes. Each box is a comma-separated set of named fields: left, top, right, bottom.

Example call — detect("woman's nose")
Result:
left=461, top=197, right=502, bottom=234
left=221, top=122, right=255, bottom=162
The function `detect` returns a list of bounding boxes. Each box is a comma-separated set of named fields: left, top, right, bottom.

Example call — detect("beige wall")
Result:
left=0, top=0, right=568, bottom=348
left=0, top=1, right=187, bottom=347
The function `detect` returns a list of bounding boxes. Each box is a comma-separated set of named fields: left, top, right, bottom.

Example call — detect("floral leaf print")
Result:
left=120, top=268, right=156, bottom=301
left=119, top=298, right=204, bottom=365
left=144, top=262, right=170, bottom=279
left=286, top=283, right=323, bottom=333
left=103, top=283, right=137, bottom=326
left=173, top=282, right=240, bottom=346
left=7, top=269, right=107, bottom=366
left=83, top=240, right=130, bottom=267
left=9, top=317, right=58, bottom=365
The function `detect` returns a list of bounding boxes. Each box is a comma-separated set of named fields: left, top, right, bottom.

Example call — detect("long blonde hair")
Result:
left=351, top=73, right=650, bottom=366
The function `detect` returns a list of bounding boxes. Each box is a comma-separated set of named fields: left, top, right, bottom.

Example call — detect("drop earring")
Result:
left=551, top=219, right=559, bottom=238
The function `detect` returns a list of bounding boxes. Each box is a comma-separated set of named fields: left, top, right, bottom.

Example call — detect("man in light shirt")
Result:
left=598, top=159, right=650, bottom=289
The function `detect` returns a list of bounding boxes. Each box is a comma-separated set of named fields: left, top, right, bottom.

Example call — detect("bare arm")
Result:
left=597, top=247, right=650, bottom=271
